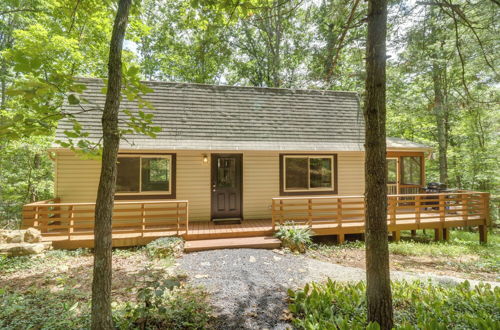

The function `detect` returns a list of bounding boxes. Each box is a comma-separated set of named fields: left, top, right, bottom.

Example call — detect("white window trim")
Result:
left=115, top=154, right=172, bottom=195
left=283, top=155, right=335, bottom=192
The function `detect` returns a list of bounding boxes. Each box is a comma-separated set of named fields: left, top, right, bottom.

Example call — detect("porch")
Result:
left=22, top=191, right=490, bottom=251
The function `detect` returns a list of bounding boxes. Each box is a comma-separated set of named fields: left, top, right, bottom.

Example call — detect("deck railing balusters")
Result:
left=270, top=191, right=489, bottom=243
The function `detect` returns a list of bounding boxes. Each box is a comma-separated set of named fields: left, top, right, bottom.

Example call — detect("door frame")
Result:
left=210, top=153, right=243, bottom=221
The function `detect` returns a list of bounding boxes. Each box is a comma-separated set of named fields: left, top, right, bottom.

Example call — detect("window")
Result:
left=116, top=155, right=173, bottom=195
left=281, top=155, right=337, bottom=195
left=401, top=156, right=422, bottom=185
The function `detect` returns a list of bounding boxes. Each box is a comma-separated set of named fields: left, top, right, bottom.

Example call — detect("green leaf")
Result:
left=67, top=94, right=80, bottom=105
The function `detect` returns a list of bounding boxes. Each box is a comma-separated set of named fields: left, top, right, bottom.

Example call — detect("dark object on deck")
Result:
left=421, top=182, right=447, bottom=193
left=421, top=182, right=457, bottom=210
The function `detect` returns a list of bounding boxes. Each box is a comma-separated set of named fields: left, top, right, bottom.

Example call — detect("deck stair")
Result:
left=184, top=235, right=281, bottom=252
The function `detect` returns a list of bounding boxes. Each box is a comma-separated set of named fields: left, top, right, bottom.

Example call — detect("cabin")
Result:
left=22, top=78, right=490, bottom=251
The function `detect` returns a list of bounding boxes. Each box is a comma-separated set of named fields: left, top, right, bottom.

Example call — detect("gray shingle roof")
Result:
left=386, top=137, right=431, bottom=150
left=55, top=78, right=429, bottom=152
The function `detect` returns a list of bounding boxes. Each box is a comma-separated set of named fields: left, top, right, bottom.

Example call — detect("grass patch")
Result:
left=309, top=229, right=499, bottom=279
left=289, top=279, right=500, bottom=329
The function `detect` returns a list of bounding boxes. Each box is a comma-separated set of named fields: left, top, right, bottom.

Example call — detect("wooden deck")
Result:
left=22, top=191, right=490, bottom=250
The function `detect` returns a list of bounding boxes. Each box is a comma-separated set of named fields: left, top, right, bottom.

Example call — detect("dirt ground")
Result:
left=0, top=251, right=174, bottom=302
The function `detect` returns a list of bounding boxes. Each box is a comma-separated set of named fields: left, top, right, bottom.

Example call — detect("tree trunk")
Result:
left=363, top=0, right=393, bottom=329
left=91, top=0, right=132, bottom=329
left=432, top=62, right=448, bottom=184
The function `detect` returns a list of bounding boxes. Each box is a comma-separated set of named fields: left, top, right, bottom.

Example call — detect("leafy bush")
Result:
left=1, top=279, right=212, bottom=330
left=275, top=221, right=313, bottom=253
left=0, top=287, right=90, bottom=329
left=145, top=237, right=184, bottom=259
left=289, top=279, right=500, bottom=329
left=115, top=275, right=212, bottom=329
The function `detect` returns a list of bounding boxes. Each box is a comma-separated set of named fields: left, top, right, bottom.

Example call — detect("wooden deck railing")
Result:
left=22, top=199, right=189, bottom=239
left=271, top=191, right=490, bottom=239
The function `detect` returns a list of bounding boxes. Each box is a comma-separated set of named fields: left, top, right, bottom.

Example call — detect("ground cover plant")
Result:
left=289, top=279, right=500, bottom=329
left=275, top=221, right=313, bottom=253
left=307, top=229, right=500, bottom=281
left=0, top=248, right=212, bottom=329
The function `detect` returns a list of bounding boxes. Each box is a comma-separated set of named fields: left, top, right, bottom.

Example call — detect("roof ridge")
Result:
left=73, top=77, right=359, bottom=97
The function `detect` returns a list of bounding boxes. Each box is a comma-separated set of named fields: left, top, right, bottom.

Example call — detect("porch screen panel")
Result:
left=285, top=157, right=308, bottom=190
left=387, top=159, right=397, bottom=184
left=116, top=158, right=140, bottom=192
left=401, top=156, right=422, bottom=185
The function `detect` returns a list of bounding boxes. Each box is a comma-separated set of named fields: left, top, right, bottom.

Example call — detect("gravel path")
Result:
left=178, top=248, right=498, bottom=329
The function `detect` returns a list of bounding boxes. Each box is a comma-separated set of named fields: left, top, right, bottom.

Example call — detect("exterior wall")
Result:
left=56, top=151, right=101, bottom=202
left=54, top=150, right=365, bottom=221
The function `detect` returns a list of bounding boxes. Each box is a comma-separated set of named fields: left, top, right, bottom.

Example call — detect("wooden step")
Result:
left=184, top=236, right=281, bottom=252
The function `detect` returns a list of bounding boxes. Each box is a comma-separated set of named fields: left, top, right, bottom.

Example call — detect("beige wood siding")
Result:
left=243, top=152, right=279, bottom=220
left=337, top=152, right=365, bottom=195
left=176, top=151, right=210, bottom=221
left=56, top=151, right=101, bottom=202
left=55, top=150, right=365, bottom=222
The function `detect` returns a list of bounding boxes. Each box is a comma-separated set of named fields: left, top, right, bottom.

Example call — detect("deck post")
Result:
left=479, top=225, right=487, bottom=244
left=271, top=199, right=276, bottom=231
left=482, top=192, right=490, bottom=226
left=337, top=233, right=345, bottom=244
left=443, top=228, right=450, bottom=241
left=434, top=228, right=443, bottom=241
left=392, top=231, right=400, bottom=242
left=479, top=193, right=489, bottom=244
left=389, top=196, right=396, bottom=226
left=411, top=230, right=417, bottom=237
left=69, top=205, right=75, bottom=240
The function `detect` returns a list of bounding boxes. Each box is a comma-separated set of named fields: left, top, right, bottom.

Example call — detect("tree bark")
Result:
left=432, top=62, right=448, bottom=185
left=363, top=0, right=393, bottom=329
left=91, top=0, right=132, bottom=329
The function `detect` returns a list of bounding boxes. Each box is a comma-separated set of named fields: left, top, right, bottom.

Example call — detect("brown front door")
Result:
left=211, top=154, right=242, bottom=220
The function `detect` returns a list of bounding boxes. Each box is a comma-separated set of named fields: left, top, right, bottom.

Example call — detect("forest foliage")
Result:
left=0, top=0, right=498, bottom=227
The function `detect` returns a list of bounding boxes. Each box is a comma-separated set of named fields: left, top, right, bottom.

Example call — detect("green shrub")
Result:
left=1, top=279, right=212, bottom=330
left=115, top=276, right=212, bottom=329
left=289, top=279, right=500, bottom=329
left=275, top=221, right=313, bottom=253
left=145, top=237, right=184, bottom=259
left=0, top=287, right=90, bottom=329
